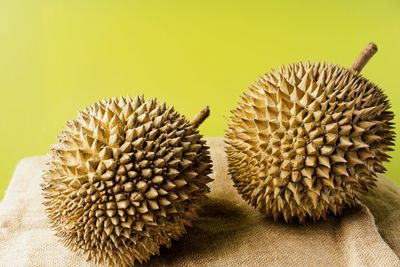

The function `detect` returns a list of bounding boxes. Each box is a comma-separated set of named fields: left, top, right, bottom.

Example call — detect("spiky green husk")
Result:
left=225, top=62, right=394, bottom=223
left=42, top=95, right=213, bottom=266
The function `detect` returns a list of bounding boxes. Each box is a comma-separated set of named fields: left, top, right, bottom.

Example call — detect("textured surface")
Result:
left=42, top=96, right=212, bottom=266
left=226, top=63, right=394, bottom=222
left=0, top=138, right=399, bottom=267
left=3, top=0, right=400, bottom=201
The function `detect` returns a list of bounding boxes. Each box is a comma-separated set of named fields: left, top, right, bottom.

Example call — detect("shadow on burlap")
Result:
left=0, top=138, right=399, bottom=266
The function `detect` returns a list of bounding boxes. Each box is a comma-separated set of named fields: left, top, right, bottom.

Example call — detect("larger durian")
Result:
left=225, top=43, right=395, bottom=223
left=42, top=95, right=212, bottom=266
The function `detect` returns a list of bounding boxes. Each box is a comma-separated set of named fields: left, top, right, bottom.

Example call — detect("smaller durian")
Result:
left=225, top=43, right=395, bottom=223
left=42, top=95, right=212, bottom=266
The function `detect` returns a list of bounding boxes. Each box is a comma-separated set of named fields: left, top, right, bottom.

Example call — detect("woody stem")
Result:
left=350, top=42, right=378, bottom=73
left=191, top=106, right=210, bottom=128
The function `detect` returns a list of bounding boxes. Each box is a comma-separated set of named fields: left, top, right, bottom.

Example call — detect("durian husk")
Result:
left=42, top=95, right=213, bottom=266
left=225, top=62, right=395, bottom=223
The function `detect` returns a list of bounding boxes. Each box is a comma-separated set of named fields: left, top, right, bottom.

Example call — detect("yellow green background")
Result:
left=1, top=0, right=400, bottom=199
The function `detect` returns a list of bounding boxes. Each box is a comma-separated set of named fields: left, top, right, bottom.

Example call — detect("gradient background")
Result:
left=0, top=0, right=399, bottom=199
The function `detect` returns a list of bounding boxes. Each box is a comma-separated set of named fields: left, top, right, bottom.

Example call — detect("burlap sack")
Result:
left=0, top=137, right=399, bottom=266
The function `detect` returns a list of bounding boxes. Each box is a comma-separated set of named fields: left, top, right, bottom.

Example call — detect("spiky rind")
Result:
left=42, top=95, right=213, bottom=266
left=225, top=62, right=394, bottom=223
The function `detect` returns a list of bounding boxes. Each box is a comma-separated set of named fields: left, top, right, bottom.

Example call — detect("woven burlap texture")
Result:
left=0, top=137, right=399, bottom=267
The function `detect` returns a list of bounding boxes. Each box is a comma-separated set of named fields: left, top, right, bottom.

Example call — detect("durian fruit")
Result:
left=42, top=95, right=212, bottom=266
left=225, top=43, right=395, bottom=223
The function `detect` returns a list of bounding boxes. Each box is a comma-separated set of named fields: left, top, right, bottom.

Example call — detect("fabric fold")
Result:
left=0, top=137, right=399, bottom=266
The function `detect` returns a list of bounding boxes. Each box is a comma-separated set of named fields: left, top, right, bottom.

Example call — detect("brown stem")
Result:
left=191, top=106, right=210, bottom=128
left=350, top=42, right=378, bottom=73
